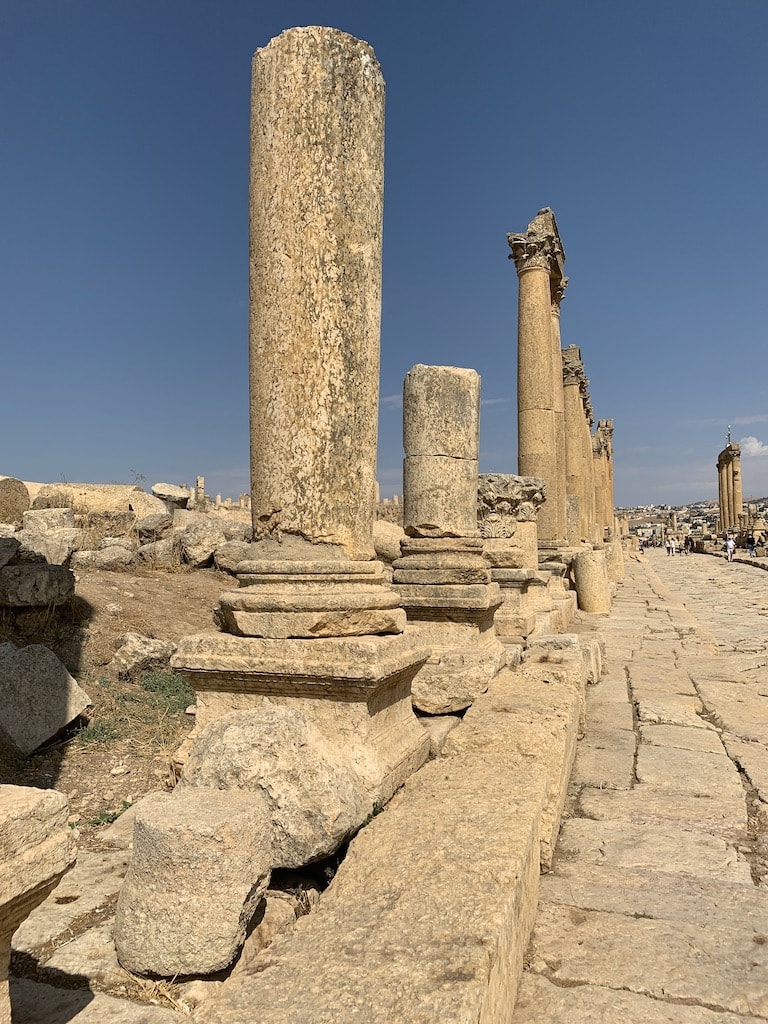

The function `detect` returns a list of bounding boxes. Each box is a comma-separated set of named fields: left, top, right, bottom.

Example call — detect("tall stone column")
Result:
left=562, top=345, right=591, bottom=545
left=508, top=209, right=567, bottom=547
left=550, top=280, right=568, bottom=544
left=393, top=365, right=505, bottom=715
left=248, top=26, right=382, bottom=560
left=173, top=27, right=430, bottom=816
left=724, top=456, right=733, bottom=530
left=732, top=444, right=744, bottom=528
left=716, top=453, right=727, bottom=533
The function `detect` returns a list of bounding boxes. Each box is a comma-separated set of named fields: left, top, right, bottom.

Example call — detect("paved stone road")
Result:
left=513, top=547, right=768, bottom=1022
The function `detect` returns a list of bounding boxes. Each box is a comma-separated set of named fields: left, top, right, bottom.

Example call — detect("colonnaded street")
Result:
left=513, top=546, right=768, bottom=1023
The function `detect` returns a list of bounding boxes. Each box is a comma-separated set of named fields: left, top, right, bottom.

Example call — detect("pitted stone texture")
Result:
left=214, top=540, right=257, bottom=574
left=0, top=564, right=74, bottom=606
left=572, top=548, right=611, bottom=613
left=181, top=707, right=370, bottom=869
left=71, top=545, right=134, bottom=571
left=0, top=477, right=30, bottom=526
left=114, top=788, right=272, bottom=976
left=0, top=785, right=76, bottom=1024
left=372, top=519, right=404, bottom=563
left=14, top=527, right=84, bottom=566
left=107, top=633, right=177, bottom=681
left=179, top=521, right=228, bottom=568
left=403, top=455, right=479, bottom=538
left=402, top=364, right=480, bottom=459
left=22, top=508, right=75, bottom=532
left=249, top=27, right=383, bottom=561
left=137, top=538, right=180, bottom=567
left=0, top=645, right=90, bottom=753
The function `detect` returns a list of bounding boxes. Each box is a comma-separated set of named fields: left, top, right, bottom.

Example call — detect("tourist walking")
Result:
left=748, top=535, right=756, bottom=557
left=669, top=537, right=677, bottom=556
left=726, top=535, right=736, bottom=562
left=665, top=537, right=672, bottom=556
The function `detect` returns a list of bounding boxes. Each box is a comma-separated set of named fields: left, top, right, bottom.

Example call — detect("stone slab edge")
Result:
left=191, top=665, right=582, bottom=1024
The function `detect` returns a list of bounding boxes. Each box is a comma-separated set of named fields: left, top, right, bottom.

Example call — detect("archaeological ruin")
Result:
left=0, top=23, right=653, bottom=1024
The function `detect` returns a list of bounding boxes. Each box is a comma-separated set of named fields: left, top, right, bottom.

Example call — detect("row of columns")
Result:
left=717, top=443, right=744, bottom=532
left=508, top=211, right=614, bottom=548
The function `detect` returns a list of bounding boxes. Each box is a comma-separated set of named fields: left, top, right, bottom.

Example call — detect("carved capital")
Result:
left=507, top=207, right=566, bottom=280
left=477, top=474, right=547, bottom=533
left=551, top=276, right=568, bottom=312
left=506, top=233, right=553, bottom=274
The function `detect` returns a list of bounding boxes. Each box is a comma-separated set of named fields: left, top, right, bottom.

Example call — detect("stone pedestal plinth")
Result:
left=0, top=786, right=76, bottom=1023
left=216, top=560, right=405, bottom=638
left=484, top=567, right=538, bottom=641
left=171, top=630, right=430, bottom=806
left=392, top=539, right=505, bottom=714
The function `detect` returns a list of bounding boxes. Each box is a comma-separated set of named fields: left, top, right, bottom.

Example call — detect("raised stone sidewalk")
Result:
left=513, top=547, right=768, bottom=1022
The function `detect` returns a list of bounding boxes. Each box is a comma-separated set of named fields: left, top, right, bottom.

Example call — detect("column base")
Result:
left=170, top=630, right=431, bottom=805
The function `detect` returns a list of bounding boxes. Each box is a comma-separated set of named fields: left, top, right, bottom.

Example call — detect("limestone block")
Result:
left=10, top=979, right=184, bottom=1023
left=572, top=548, right=611, bottom=613
left=0, top=478, right=30, bottom=526
left=135, top=512, right=173, bottom=542
left=181, top=706, right=371, bottom=869
left=22, top=508, right=75, bottom=533
left=114, top=789, right=272, bottom=976
left=0, top=785, right=76, bottom=1024
left=136, top=538, right=180, bottom=567
left=214, top=540, right=257, bottom=574
left=150, top=482, right=190, bottom=508
left=71, top=545, right=134, bottom=570
left=0, top=645, right=91, bottom=753
left=108, top=633, right=177, bottom=681
left=372, top=519, right=404, bottom=563
left=179, top=521, right=228, bottom=568
left=0, top=564, right=74, bottom=606
left=417, top=713, right=461, bottom=756
left=126, top=491, right=169, bottom=518
left=220, top=519, right=252, bottom=543
left=403, top=456, right=478, bottom=537
left=403, top=364, right=480, bottom=459
left=0, top=539, right=19, bottom=569
left=14, top=527, right=84, bottom=566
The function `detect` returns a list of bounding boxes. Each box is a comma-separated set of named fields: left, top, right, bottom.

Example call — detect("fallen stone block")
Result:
left=0, top=785, right=77, bottom=1024
left=0, top=564, right=74, bottom=606
left=181, top=705, right=371, bottom=869
left=22, top=508, right=75, bottom=533
left=108, top=633, right=177, bottom=681
left=179, top=522, right=228, bottom=568
left=71, top=545, right=134, bottom=571
left=0, top=478, right=30, bottom=527
left=0, top=644, right=91, bottom=753
left=114, top=788, right=272, bottom=976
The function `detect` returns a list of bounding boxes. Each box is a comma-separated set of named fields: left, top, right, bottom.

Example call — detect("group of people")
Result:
left=664, top=535, right=693, bottom=556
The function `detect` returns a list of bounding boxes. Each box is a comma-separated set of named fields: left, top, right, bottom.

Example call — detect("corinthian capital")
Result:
left=507, top=207, right=566, bottom=278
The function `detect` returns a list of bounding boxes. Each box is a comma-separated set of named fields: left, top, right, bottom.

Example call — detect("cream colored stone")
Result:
left=572, top=548, right=611, bottom=613
left=403, top=455, right=478, bottom=538
left=402, top=364, right=480, bottom=459
left=114, top=788, right=272, bottom=976
left=249, top=27, right=383, bottom=560
left=0, top=786, right=76, bottom=1024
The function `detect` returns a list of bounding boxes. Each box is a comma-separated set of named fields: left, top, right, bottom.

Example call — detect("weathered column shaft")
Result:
left=717, top=458, right=726, bottom=532
left=725, top=458, right=734, bottom=529
left=508, top=209, right=567, bottom=548
left=403, top=364, right=480, bottom=537
left=550, top=294, right=567, bottom=543
left=249, top=27, right=384, bottom=560
left=732, top=448, right=744, bottom=526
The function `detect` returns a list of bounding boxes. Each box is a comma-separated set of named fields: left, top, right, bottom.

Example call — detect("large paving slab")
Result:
left=526, top=903, right=768, bottom=1017
left=10, top=979, right=184, bottom=1022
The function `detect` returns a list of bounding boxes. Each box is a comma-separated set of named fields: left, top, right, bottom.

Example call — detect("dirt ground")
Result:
left=0, top=565, right=239, bottom=849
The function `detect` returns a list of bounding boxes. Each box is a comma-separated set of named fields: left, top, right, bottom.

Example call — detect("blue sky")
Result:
left=2, top=1, right=767, bottom=507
